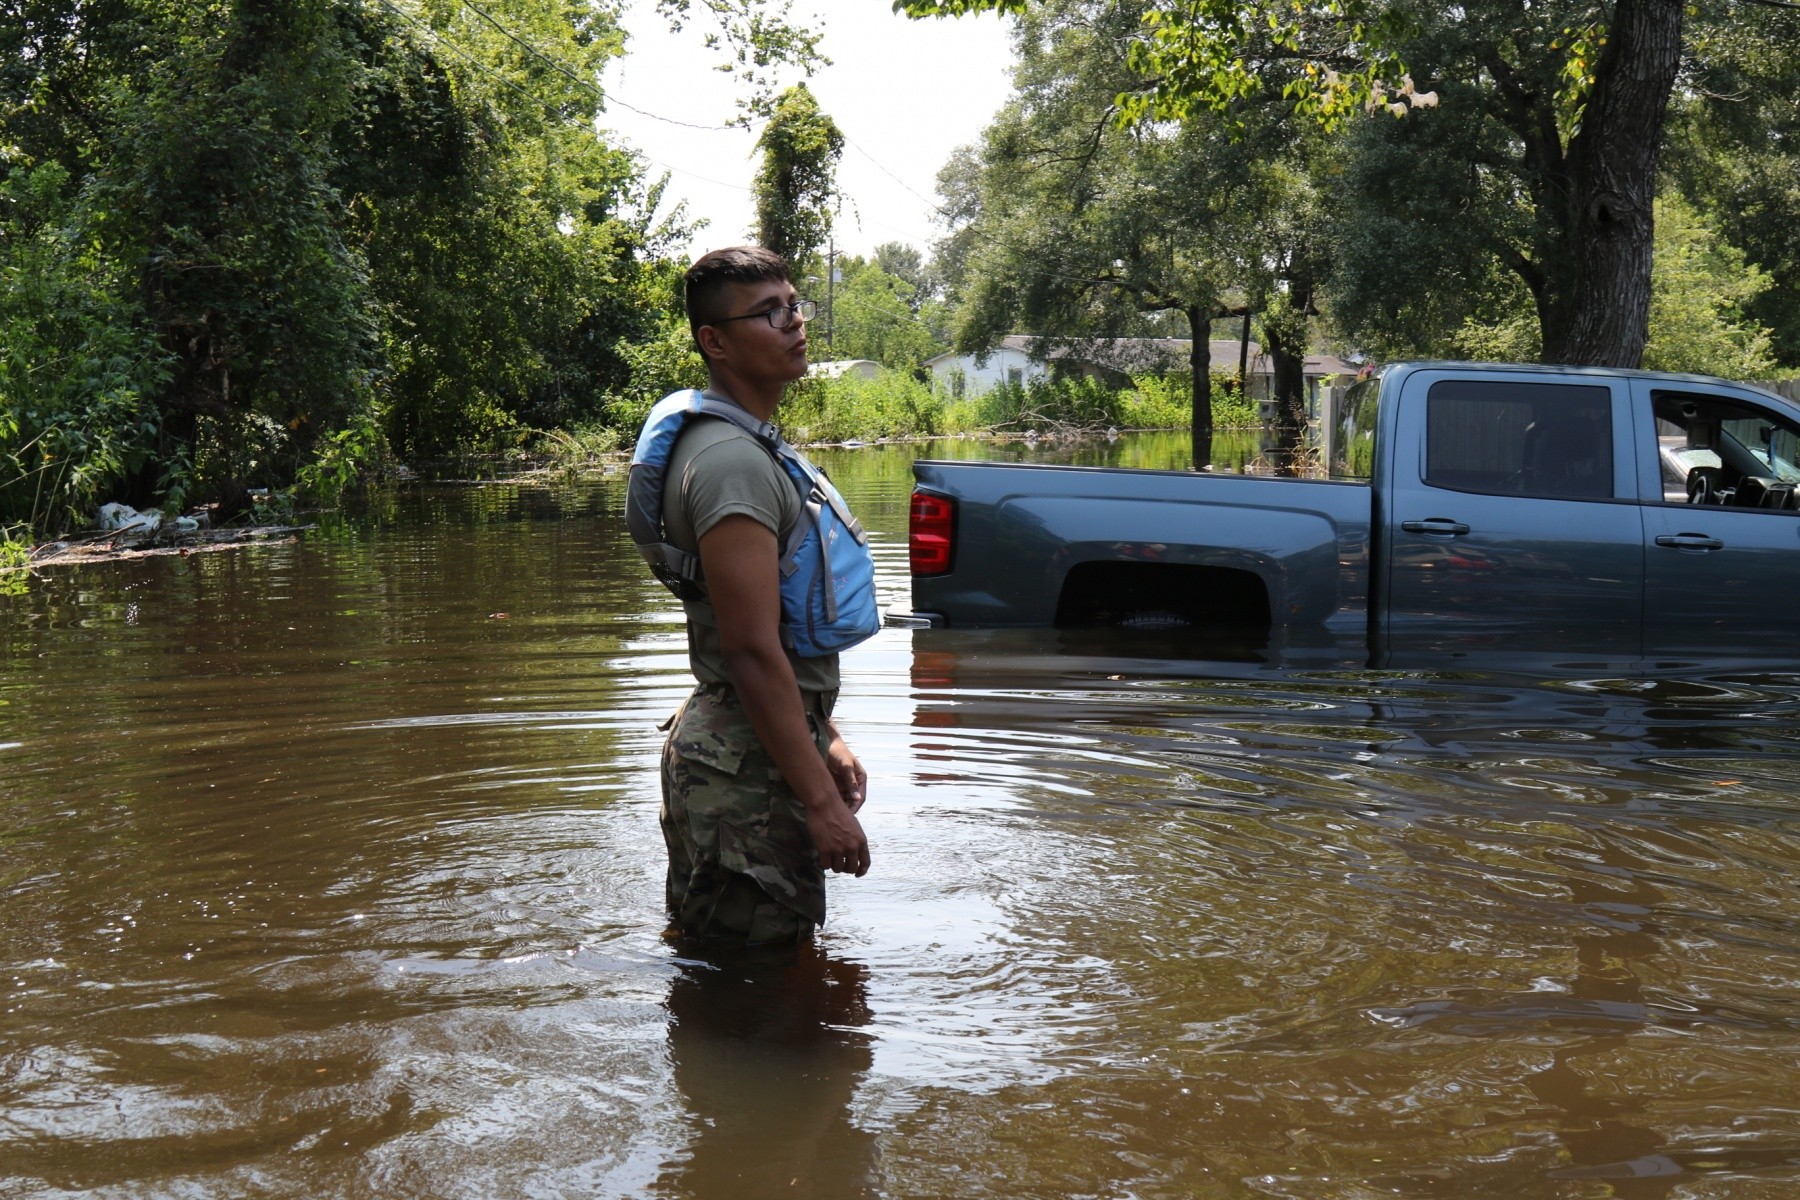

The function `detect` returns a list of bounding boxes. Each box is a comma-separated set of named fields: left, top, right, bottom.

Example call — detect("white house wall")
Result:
left=928, top=347, right=1050, bottom=395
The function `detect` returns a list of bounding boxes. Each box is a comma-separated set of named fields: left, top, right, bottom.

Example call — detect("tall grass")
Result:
left=777, top=368, right=1262, bottom=443
left=588, top=366, right=1263, bottom=451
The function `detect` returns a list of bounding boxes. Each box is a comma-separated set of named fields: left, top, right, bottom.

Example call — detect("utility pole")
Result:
left=826, top=234, right=836, bottom=354
left=1237, top=312, right=1252, bottom=397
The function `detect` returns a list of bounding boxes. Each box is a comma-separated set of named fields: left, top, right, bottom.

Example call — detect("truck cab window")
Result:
left=1425, top=380, right=1613, bottom=499
left=1654, top=392, right=1800, bottom=510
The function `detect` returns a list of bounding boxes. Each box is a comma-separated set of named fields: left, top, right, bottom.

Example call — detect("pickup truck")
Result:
left=897, top=362, right=1800, bottom=659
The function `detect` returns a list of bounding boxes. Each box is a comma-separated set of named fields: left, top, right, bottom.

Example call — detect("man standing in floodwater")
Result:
left=631, top=245, right=874, bottom=944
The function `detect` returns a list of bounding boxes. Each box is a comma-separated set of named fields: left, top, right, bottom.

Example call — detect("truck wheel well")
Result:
left=1053, top=561, right=1271, bottom=632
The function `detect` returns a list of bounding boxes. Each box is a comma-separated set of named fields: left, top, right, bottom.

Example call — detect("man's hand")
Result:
left=825, top=731, right=867, bottom=814
left=805, top=796, right=869, bottom=877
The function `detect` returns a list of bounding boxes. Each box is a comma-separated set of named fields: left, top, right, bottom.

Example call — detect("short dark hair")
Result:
left=684, top=246, right=791, bottom=353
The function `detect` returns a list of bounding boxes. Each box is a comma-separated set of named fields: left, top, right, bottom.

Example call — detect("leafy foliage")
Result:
left=337, top=0, right=671, bottom=461
left=752, top=83, right=843, bottom=266
left=1353, top=187, right=1782, bottom=382
left=0, top=163, right=172, bottom=535
left=912, top=0, right=1800, bottom=372
left=782, top=370, right=945, bottom=441
left=808, top=253, right=947, bottom=372
left=0, top=0, right=713, bottom=538
left=655, top=0, right=826, bottom=123
left=776, top=366, right=1237, bottom=443
left=898, top=0, right=1412, bottom=128
left=1641, top=194, right=1776, bottom=381
left=1664, top=8, right=1800, bottom=368
left=928, top=0, right=1308, bottom=463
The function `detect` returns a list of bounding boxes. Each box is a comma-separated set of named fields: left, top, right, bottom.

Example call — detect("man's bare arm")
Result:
left=699, top=514, right=869, bottom=876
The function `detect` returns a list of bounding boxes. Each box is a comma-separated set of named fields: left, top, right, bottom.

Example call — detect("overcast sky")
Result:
left=600, top=1, right=1016, bottom=262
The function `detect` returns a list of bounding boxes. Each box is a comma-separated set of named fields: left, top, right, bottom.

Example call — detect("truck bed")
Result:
left=908, top=460, right=1375, bottom=633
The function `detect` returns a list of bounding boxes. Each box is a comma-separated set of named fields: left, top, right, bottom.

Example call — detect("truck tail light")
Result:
left=909, top=490, right=955, bottom=576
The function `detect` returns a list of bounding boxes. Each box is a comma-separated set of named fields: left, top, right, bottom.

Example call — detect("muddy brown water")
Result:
left=5, top=434, right=1800, bottom=1199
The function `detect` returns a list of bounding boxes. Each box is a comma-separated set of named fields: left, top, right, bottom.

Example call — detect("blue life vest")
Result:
left=626, top=389, right=881, bottom=658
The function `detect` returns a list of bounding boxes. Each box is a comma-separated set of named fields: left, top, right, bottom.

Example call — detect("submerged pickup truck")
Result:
left=897, top=362, right=1800, bottom=659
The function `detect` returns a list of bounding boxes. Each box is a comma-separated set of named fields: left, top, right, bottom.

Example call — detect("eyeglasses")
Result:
left=710, top=300, right=816, bottom=331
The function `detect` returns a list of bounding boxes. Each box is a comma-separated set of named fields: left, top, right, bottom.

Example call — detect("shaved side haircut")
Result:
left=684, top=246, right=792, bottom=359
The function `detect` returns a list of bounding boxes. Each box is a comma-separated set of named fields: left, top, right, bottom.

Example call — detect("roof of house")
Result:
left=927, top=336, right=1359, bottom=378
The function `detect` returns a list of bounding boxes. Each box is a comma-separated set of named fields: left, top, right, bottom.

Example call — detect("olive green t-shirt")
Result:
left=663, top=416, right=841, bottom=697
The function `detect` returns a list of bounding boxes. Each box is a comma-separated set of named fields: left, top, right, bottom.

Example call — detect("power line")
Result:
left=457, top=0, right=601, bottom=99
left=375, top=0, right=754, bottom=199
left=845, top=136, right=941, bottom=211
left=606, top=92, right=736, bottom=131
left=377, top=0, right=554, bottom=114
left=405, top=0, right=741, bottom=131
left=459, top=0, right=740, bottom=130
left=387, top=0, right=1108, bottom=296
left=842, top=133, right=1093, bottom=282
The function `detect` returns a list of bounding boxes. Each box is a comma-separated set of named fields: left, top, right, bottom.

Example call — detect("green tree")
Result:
left=1641, top=193, right=1776, bottom=380
left=1, top=0, right=822, bottom=537
left=1379, top=190, right=1780, bottom=381
left=872, top=240, right=942, bottom=311
left=820, top=255, right=946, bottom=371
left=752, top=83, right=843, bottom=265
left=1664, top=11, right=1800, bottom=368
left=906, top=0, right=1800, bottom=374
left=933, top=0, right=1289, bottom=465
left=653, top=0, right=826, bottom=122
left=345, top=0, right=662, bottom=459
left=0, top=163, right=171, bottom=537
left=1317, top=1, right=1693, bottom=371
left=1, top=0, right=685, bottom=524
left=3, top=0, right=375, bottom=513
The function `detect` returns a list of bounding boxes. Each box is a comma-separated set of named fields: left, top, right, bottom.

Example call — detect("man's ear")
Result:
left=694, top=323, right=727, bottom=363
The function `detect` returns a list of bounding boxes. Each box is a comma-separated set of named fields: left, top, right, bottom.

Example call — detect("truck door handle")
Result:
left=1401, top=518, right=1471, bottom=536
left=1654, top=533, right=1724, bottom=551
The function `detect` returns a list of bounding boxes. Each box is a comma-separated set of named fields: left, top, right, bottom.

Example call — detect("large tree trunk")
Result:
left=1268, top=347, right=1306, bottom=466
left=1542, top=0, right=1684, bottom=367
left=1189, top=307, right=1213, bottom=470
left=1260, top=288, right=1313, bottom=468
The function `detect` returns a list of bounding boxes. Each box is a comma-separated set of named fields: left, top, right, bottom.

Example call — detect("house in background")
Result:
left=924, top=335, right=1357, bottom=419
left=806, top=358, right=882, bottom=381
left=922, top=336, right=1054, bottom=397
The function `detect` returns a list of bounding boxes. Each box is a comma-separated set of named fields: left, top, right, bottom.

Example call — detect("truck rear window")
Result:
left=1426, top=380, right=1613, bottom=499
left=1331, top=377, right=1381, bottom=480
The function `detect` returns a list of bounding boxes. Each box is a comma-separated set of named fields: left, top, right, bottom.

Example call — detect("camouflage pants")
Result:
left=659, top=684, right=834, bottom=944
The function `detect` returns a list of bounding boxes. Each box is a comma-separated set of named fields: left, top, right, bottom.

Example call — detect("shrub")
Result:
left=601, top=313, right=708, bottom=433
left=0, top=164, right=173, bottom=537
left=780, top=370, right=945, bottom=442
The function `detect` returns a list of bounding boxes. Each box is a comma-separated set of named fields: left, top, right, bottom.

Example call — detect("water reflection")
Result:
left=5, top=440, right=1800, bottom=1197
left=657, top=943, right=877, bottom=1198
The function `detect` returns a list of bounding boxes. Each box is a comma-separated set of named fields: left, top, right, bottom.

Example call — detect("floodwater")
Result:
left=4, top=433, right=1800, bottom=1199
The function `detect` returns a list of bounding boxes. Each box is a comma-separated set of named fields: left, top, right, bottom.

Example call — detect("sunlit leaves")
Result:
left=1642, top=193, right=1778, bottom=379
left=903, top=0, right=1417, bottom=133
left=1549, top=18, right=1607, bottom=142
left=656, top=0, right=827, bottom=122
left=752, top=83, right=843, bottom=265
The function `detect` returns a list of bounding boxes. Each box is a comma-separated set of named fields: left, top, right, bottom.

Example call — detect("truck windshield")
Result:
left=1331, top=376, right=1380, bottom=480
